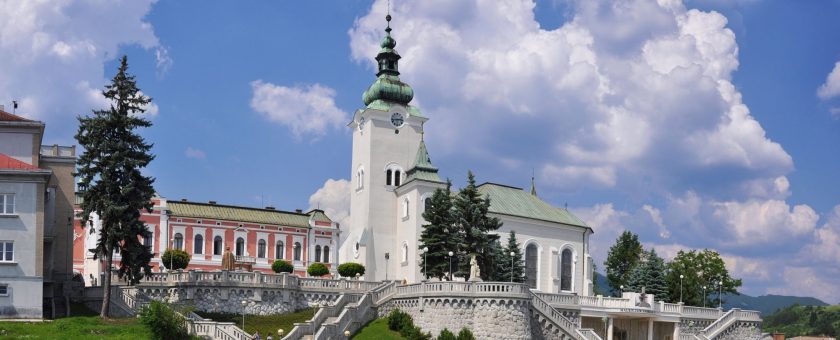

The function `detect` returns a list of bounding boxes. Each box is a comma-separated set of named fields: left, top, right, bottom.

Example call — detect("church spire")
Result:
left=362, top=14, right=414, bottom=106
left=530, top=174, right=538, bottom=197
left=405, top=131, right=442, bottom=183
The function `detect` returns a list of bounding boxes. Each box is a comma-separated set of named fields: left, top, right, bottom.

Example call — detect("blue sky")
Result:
left=2, top=0, right=839, bottom=303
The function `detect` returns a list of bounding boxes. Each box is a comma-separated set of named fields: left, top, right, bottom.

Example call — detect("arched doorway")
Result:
left=525, top=243, right=539, bottom=289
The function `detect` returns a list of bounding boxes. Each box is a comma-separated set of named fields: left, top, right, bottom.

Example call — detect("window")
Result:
left=143, top=232, right=153, bottom=248
left=0, top=284, right=7, bottom=296
left=275, top=241, right=284, bottom=259
left=394, top=170, right=401, bottom=186
left=0, top=194, right=14, bottom=214
left=561, top=249, right=573, bottom=292
left=386, top=169, right=393, bottom=186
left=235, top=237, right=245, bottom=256
left=173, top=233, right=183, bottom=250
left=258, top=239, right=266, bottom=258
left=525, top=244, right=538, bottom=289
left=402, top=198, right=409, bottom=218
left=357, top=168, right=364, bottom=190
left=315, top=245, right=322, bottom=263
left=323, top=246, right=330, bottom=263
left=424, top=197, right=432, bottom=214
left=213, top=236, right=223, bottom=255
left=293, top=242, right=302, bottom=261
left=194, top=234, right=203, bottom=254
left=0, top=241, right=13, bottom=262
left=401, top=243, right=408, bottom=263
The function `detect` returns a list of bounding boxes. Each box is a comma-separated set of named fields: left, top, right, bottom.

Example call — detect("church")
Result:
left=337, top=15, right=595, bottom=297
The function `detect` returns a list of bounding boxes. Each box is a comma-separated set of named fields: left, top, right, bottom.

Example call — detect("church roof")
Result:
left=167, top=200, right=332, bottom=228
left=361, top=14, right=415, bottom=107
left=476, top=183, right=589, bottom=229
left=404, top=139, right=443, bottom=184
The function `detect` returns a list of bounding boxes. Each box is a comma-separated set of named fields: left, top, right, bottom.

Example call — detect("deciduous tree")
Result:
left=604, top=231, right=643, bottom=296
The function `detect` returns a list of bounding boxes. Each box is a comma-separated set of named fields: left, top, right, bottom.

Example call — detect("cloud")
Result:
left=308, top=179, right=352, bottom=245
left=712, top=199, right=818, bottom=247
left=0, top=0, right=160, bottom=130
left=803, top=205, right=840, bottom=267
left=155, top=46, right=173, bottom=77
left=184, top=147, right=206, bottom=160
left=249, top=81, right=347, bottom=140
left=817, top=61, right=840, bottom=99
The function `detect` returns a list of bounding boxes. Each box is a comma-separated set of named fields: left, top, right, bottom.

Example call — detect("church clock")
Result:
left=390, top=112, right=405, bottom=128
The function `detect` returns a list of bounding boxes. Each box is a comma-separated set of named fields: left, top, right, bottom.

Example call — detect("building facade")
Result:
left=337, top=17, right=595, bottom=296
left=72, top=197, right=341, bottom=285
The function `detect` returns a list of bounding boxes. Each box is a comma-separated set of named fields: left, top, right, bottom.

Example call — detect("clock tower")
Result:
left=340, top=15, right=445, bottom=281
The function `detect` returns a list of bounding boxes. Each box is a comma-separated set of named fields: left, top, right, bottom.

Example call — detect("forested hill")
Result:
left=763, top=304, right=840, bottom=337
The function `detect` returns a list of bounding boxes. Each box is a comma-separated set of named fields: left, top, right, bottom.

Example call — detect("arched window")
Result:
left=525, top=244, right=539, bottom=289
left=323, top=246, right=330, bottom=263
left=258, top=239, right=266, bottom=258
left=561, top=248, right=573, bottom=292
left=402, top=197, right=409, bottom=218
left=293, top=242, right=302, bottom=261
left=315, top=245, right=322, bottom=263
left=357, top=168, right=364, bottom=189
left=213, top=236, right=223, bottom=255
left=173, top=233, right=183, bottom=250
left=143, top=232, right=153, bottom=248
left=386, top=169, right=393, bottom=185
left=235, top=237, right=245, bottom=256
left=424, top=197, right=432, bottom=214
left=194, top=234, right=203, bottom=254
left=401, top=243, right=408, bottom=262
left=394, top=170, right=401, bottom=186
left=275, top=241, right=284, bottom=259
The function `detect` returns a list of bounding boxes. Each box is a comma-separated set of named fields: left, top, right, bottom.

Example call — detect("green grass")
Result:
left=351, top=318, right=404, bottom=340
left=195, top=308, right=317, bottom=338
left=0, top=316, right=150, bottom=339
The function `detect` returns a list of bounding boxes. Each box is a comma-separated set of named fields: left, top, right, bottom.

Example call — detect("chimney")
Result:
left=295, top=209, right=303, bottom=213
left=209, top=201, right=217, bottom=205
left=265, top=206, right=275, bottom=210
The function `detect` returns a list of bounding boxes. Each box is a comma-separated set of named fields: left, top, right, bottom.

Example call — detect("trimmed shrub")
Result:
left=387, top=309, right=413, bottom=332
left=456, top=328, right=475, bottom=340
left=271, top=260, right=294, bottom=273
left=307, top=262, right=329, bottom=277
left=438, top=328, right=457, bottom=340
left=337, top=262, right=366, bottom=278
left=161, top=249, right=190, bottom=270
left=139, top=300, right=190, bottom=340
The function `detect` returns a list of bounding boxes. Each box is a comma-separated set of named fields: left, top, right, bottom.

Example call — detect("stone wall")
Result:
left=714, top=321, right=763, bottom=340
left=381, top=297, right=532, bottom=340
left=138, top=286, right=340, bottom=316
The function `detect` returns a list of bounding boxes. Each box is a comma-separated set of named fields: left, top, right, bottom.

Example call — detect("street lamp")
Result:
left=344, top=330, right=351, bottom=338
left=679, top=274, right=684, bottom=303
left=619, top=285, right=624, bottom=297
left=448, top=251, right=454, bottom=281
left=718, top=280, right=723, bottom=308
left=384, top=253, right=390, bottom=281
left=241, top=300, right=247, bottom=330
left=702, top=285, right=707, bottom=307
left=278, top=329, right=284, bottom=338
left=422, top=247, right=429, bottom=280
left=509, top=251, right=515, bottom=282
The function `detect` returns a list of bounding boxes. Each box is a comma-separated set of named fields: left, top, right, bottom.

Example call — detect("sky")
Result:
left=1, top=0, right=839, bottom=303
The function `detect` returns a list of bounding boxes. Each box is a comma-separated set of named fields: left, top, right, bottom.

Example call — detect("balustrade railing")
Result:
left=577, top=328, right=603, bottom=340
left=530, top=291, right=583, bottom=340
left=699, top=308, right=737, bottom=339
left=682, top=306, right=723, bottom=319
left=394, top=281, right=530, bottom=298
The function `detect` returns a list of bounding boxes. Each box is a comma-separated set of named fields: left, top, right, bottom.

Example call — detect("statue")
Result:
left=636, top=286, right=651, bottom=308
left=221, top=246, right=236, bottom=271
left=468, top=254, right=483, bottom=282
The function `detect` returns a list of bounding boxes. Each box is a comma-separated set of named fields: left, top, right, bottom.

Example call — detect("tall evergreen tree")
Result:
left=418, top=181, right=461, bottom=280
left=626, top=249, right=669, bottom=301
left=452, top=171, right=502, bottom=280
left=604, top=230, right=643, bottom=296
left=494, top=231, right=525, bottom=282
left=75, top=56, right=156, bottom=318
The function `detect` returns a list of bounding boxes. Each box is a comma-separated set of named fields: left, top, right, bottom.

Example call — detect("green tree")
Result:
left=452, top=171, right=502, bottom=280
left=665, top=249, right=742, bottom=306
left=271, top=260, right=294, bottom=273
left=337, top=262, right=365, bottom=278
left=307, top=263, right=330, bottom=277
left=138, top=300, right=190, bottom=340
left=626, top=249, right=669, bottom=301
left=418, top=181, right=461, bottom=280
left=604, top=231, right=643, bottom=296
left=494, top=231, right=525, bottom=282
left=161, top=249, right=190, bottom=270
left=75, top=56, right=156, bottom=317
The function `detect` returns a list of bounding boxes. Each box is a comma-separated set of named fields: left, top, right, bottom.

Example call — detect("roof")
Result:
left=0, top=109, right=35, bottom=122
left=167, top=201, right=333, bottom=228
left=476, top=183, right=589, bottom=229
left=404, top=139, right=443, bottom=184
left=0, top=153, right=39, bottom=170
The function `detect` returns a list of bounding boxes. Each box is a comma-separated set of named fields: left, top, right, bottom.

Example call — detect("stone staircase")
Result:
left=530, top=290, right=601, bottom=340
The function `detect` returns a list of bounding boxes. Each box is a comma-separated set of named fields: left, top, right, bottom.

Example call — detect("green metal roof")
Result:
left=404, top=139, right=443, bottom=184
left=167, top=201, right=331, bottom=228
left=476, top=183, right=589, bottom=229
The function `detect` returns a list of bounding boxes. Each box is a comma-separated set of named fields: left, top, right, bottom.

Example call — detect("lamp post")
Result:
left=241, top=300, right=247, bottom=330
left=679, top=274, right=684, bottom=303
left=619, top=285, right=624, bottom=297
left=509, top=251, right=515, bottom=282
left=702, top=285, right=707, bottom=307
left=448, top=251, right=454, bottom=281
left=422, top=247, right=429, bottom=280
left=384, top=253, right=390, bottom=281
left=718, top=280, right=723, bottom=308
left=344, top=330, right=351, bottom=338
left=278, top=329, right=284, bottom=338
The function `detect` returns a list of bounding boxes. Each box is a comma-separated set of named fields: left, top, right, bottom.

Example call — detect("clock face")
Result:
left=390, top=112, right=405, bottom=127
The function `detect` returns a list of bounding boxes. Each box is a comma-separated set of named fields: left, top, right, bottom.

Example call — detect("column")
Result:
left=607, top=317, right=614, bottom=340
left=647, top=319, right=654, bottom=340
left=673, top=321, right=681, bottom=340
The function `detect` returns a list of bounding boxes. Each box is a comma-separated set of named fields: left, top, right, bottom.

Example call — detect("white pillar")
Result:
left=647, top=319, right=654, bottom=340
left=607, top=317, right=614, bottom=340
left=673, top=321, right=681, bottom=340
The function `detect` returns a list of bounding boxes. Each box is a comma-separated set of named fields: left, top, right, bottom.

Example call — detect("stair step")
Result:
left=324, top=316, right=338, bottom=324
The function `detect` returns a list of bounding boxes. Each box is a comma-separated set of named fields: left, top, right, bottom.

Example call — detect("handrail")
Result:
left=576, top=328, right=603, bottom=340
left=699, top=308, right=736, bottom=338
left=530, top=291, right=583, bottom=340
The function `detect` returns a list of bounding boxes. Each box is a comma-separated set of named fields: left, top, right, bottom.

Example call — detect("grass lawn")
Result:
left=0, top=316, right=150, bottom=339
left=351, top=318, right=404, bottom=340
left=195, top=308, right=316, bottom=338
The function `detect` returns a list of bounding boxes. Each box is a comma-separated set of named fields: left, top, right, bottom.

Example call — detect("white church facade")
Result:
left=337, top=16, right=594, bottom=296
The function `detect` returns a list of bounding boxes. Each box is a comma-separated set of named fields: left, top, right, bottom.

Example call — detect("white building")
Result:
left=338, top=17, right=594, bottom=296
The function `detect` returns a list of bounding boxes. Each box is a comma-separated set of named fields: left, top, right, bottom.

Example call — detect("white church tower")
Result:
left=339, top=14, right=446, bottom=282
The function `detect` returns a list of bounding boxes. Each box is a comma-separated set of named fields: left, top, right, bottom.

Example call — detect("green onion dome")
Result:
left=362, top=14, right=414, bottom=106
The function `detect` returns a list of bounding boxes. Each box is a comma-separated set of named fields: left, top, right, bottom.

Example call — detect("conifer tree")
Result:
left=604, top=230, right=643, bottom=296
left=494, top=231, right=525, bottom=282
left=626, top=249, right=669, bottom=301
left=452, top=171, right=502, bottom=280
left=75, top=56, right=156, bottom=318
left=418, top=181, right=461, bottom=280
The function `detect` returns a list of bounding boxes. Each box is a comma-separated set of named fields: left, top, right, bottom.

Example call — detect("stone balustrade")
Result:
left=395, top=281, right=531, bottom=299
left=536, top=291, right=734, bottom=321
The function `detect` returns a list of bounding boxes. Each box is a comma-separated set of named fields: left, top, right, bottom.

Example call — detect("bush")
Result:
left=161, top=249, right=190, bottom=270
left=271, top=260, right=294, bottom=273
left=386, top=309, right=431, bottom=340
left=438, top=328, right=457, bottom=340
left=456, top=328, right=475, bottom=340
left=307, top=262, right=329, bottom=277
left=337, top=262, right=366, bottom=278
left=139, top=300, right=190, bottom=340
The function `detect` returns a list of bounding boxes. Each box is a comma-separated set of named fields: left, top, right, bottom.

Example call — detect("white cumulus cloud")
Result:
left=308, top=179, right=352, bottom=246
left=250, top=81, right=347, bottom=140
left=817, top=61, right=840, bottom=99
left=184, top=147, right=206, bottom=160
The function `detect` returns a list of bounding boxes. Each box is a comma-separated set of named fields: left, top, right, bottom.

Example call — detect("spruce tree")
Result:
left=418, top=181, right=461, bottom=280
left=495, top=231, right=525, bottom=282
left=452, top=171, right=502, bottom=280
left=75, top=56, right=156, bottom=318
left=625, top=249, right=669, bottom=301
left=604, top=230, right=643, bottom=296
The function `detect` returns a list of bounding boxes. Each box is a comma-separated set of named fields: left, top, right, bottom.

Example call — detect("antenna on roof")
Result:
left=12, top=100, right=18, bottom=114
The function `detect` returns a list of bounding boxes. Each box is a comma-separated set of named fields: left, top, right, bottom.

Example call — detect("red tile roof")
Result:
left=0, top=109, right=35, bottom=122
left=0, top=153, right=39, bottom=170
